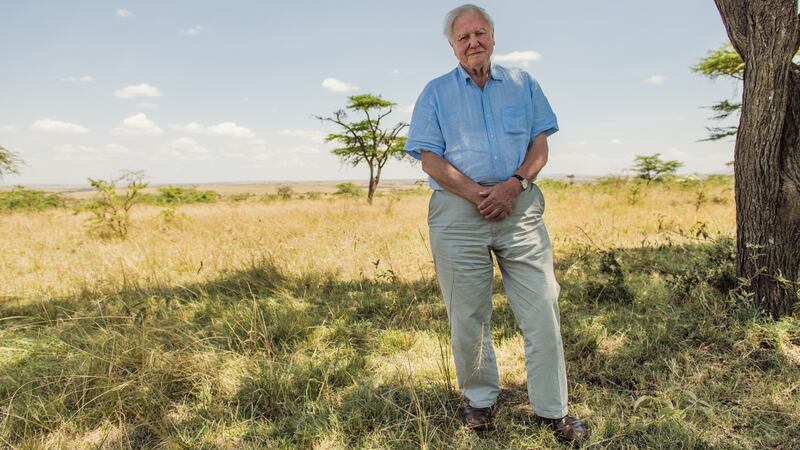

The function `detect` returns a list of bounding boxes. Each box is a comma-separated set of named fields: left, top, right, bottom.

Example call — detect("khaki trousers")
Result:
left=428, top=184, right=569, bottom=418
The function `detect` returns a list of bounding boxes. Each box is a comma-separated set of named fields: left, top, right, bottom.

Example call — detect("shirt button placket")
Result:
left=482, top=88, right=500, bottom=178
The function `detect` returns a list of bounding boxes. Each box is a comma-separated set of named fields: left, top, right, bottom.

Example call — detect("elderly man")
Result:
left=404, top=4, right=588, bottom=443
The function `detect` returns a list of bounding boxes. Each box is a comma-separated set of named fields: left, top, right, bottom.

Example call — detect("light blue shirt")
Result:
left=404, top=64, right=558, bottom=190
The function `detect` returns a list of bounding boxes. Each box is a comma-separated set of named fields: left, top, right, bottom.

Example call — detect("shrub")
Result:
left=85, top=171, right=147, bottom=239
left=276, top=185, right=294, bottom=200
left=157, top=186, right=218, bottom=204
left=537, top=178, right=571, bottom=190
left=335, top=182, right=364, bottom=197
left=0, top=186, right=64, bottom=212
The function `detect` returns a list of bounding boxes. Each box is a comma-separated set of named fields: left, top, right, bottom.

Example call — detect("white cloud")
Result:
left=248, top=138, right=266, bottom=146
left=179, top=25, right=205, bottom=35
left=493, top=50, right=542, bottom=66
left=399, top=103, right=415, bottom=114
left=610, top=138, right=622, bottom=144
left=159, top=138, right=212, bottom=161
left=252, top=152, right=274, bottom=161
left=54, top=144, right=100, bottom=161
left=278, top=129, right=326, bottom=143
left=572, top=140, right=588, bottom=146
left=137, top=102, right=158, bottom=109
left=169, top=121, right=256, bottom=139
left=117, top=8, right=132, bottom=18
left=30, top=118, right=90, bottom=134
left=0, top=125, right=19, bottom=133
left=206, top=122, right=255, bottom=139
left=111, top=113, right=163, bottom=136
left=113, top=83, right=162, bottom=99
left=104, top=143, right=133, bottom=154
left=169, top=122, right=206, bottom=134
left=60, top=75, right=94, bottom=83
left=321, top=78, right=359, bottom=93
left=643, top=75, right=667, bottom=85
left=287, top=145, right=320, bottom=154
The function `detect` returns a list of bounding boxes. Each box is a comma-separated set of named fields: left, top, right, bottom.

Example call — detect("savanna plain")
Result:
left=1, top=176, right=799, bottom=449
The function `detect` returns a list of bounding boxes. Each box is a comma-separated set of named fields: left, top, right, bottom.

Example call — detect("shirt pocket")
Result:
left=501, top=106, right=527, bottom=134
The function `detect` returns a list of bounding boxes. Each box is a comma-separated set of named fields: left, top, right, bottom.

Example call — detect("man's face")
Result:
left=450, top=11, right=495, bottom=70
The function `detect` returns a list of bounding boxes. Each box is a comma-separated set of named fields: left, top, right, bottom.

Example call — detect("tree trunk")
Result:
left=714, top=0, right=800, bottom=316
left=367, top=163, right=376, bottom=205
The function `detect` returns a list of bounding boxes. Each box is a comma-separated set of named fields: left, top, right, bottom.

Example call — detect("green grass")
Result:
left=1, top=235, right=798, bottom=448
left=1, top=176, right=797, bottom=448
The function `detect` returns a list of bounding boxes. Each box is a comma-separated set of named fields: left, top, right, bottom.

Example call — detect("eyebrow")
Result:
left=456, top=28, right=488, bottom=39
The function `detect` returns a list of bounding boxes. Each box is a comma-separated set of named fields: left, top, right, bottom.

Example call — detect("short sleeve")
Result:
left=528, top=75, right=559, bottom=139
left=404, top=84, right=445, bottom=160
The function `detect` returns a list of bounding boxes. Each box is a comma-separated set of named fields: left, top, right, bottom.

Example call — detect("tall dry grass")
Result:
left=2, top=177, right=798, bottom=449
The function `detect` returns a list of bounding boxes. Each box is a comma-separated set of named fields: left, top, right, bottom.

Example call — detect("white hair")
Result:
left=443, top=4, right=494, bottom=42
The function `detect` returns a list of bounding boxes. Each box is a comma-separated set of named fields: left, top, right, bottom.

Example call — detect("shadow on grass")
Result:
left=2, top=238, right=799, bottom=448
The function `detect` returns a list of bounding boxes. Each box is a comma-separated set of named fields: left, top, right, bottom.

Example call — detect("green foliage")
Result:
left=85, top=171, right=147, bottom=238
left=693, top=43, right=800, bottom=141
left=276, top=185, right=294, bottom=200
left=631, top=154, right=683, bottom=183
left=692, top=44, right=745, bottom=80
left=4, top=237, right=798, bottom=448
left=536, top=178, right=571, bottom=190
left=335, top=182, right=364, bottom=197
left=584, top=249, right=635, bottom=304
left=0, top=186, right=64, bottom=212
left=157, top=186, right=218, bottom=204
left=317, top=93, right=409, bottom=203
left=0, top=144, right=22, bottom=177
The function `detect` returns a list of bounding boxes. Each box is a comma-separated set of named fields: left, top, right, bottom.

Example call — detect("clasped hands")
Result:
left=475, top=179, right=522, bottom=221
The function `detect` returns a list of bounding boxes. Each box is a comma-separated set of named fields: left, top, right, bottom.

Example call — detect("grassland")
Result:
left=1, top=176, right=799, bottom=449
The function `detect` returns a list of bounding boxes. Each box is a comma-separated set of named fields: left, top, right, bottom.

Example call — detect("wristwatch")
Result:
left=512, top=174, right=529, bottom=190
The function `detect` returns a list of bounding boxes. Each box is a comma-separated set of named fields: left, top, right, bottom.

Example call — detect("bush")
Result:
left=335, top=182, right=364, bottom=197
left=157, top=186, right=218, bottom=204
left=86, top=171, right=147, bottom=239
left=276, top=186, right=294, bottom=200
left=0, top=186, right=64, bottom=212
left=537, top=178, right=571, bottom=190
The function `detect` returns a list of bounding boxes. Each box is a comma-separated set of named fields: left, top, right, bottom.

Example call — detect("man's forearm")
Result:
left=420, top=151, right=485, bottom=205
left=515, top=132, right=549, bottom=181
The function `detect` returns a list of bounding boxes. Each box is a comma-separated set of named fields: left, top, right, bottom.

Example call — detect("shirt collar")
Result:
left=456, top=64, right=504, bottom=84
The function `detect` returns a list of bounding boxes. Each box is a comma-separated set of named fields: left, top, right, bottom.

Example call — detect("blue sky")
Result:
left=0, top=1, right=738, bottom=186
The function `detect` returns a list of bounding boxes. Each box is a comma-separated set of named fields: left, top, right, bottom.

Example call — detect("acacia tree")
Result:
left=0, top=145, right=21, bottom=178
left=630, top=153, right=683, bottom=183
left=317, top=94, right=408, bottom=204
left=713, top=0, right=800, bottom=316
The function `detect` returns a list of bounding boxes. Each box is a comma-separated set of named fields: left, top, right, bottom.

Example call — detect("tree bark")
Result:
left=714, top=0, right=800, bottom=316
left=367, top=162, right=376, bottom=205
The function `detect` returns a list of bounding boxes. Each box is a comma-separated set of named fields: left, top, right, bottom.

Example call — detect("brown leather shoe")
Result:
left=539, top=415, right=589, bottom=442
left=462, top=404, right=495, bottom=431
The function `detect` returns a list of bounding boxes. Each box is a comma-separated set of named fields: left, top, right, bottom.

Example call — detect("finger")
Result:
left=484, top=208, right=503, bottom=220
left=479, top=201, right=498, bottom=214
